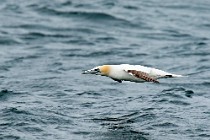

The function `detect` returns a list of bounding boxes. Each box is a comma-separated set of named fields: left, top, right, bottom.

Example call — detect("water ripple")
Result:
left=1, top=0, right=210, bottom=139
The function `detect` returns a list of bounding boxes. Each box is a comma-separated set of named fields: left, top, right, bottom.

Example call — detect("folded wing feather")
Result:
left=126, top=70, right=159, bottom=83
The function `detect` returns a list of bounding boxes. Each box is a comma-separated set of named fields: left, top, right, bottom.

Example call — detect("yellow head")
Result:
left=98, top=65, right=110, bottom=76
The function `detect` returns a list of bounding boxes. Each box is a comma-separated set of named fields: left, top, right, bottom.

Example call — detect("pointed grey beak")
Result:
left=82, top=68, right=100, bottom=74
left=82, top=70, right=93, bottom=74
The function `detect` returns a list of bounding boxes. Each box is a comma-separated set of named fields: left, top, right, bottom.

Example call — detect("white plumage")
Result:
left=83, top=64, right=184, bottom=83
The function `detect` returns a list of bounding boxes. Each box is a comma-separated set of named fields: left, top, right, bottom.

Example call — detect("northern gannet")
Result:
left=82, top=64, right=184, bottom=83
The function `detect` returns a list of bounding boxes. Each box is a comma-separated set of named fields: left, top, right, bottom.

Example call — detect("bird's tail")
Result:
left=150, top=68, right=187, bottom=78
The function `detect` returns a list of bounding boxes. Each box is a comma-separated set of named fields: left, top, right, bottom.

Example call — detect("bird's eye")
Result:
left=94, top=68, right=99, bottom=71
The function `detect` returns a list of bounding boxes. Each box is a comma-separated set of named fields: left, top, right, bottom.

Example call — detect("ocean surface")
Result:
left=0, top=0, right=210, bottom=140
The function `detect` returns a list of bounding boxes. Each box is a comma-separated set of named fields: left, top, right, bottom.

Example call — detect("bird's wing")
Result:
left=121, top=64, right=183, bottom=79
left=125, top=70, right=159, bottom=83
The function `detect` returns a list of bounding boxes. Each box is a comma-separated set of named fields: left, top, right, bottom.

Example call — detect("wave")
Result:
left=0, top=90, right=25, bottom=100
left=32, top=6, right=137, bottom=27
left=0, top=37, right=21, bottom=45
left=35, top=7, right=124, bottom=20
left=161, top=87, right=194, bottom=98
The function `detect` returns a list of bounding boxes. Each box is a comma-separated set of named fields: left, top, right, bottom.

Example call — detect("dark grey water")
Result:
left=0, top=0, right=210, bottom=139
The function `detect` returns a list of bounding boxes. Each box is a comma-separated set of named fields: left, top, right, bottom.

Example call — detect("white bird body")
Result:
left=83, top=64, right=184, bottom=83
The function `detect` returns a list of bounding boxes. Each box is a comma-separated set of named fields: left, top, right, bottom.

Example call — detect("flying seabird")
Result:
left=82, top=64, right=184, bottom=83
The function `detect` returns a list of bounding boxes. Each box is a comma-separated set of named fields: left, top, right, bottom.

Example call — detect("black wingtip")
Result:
left=165, top=75, right=173, bottom=78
